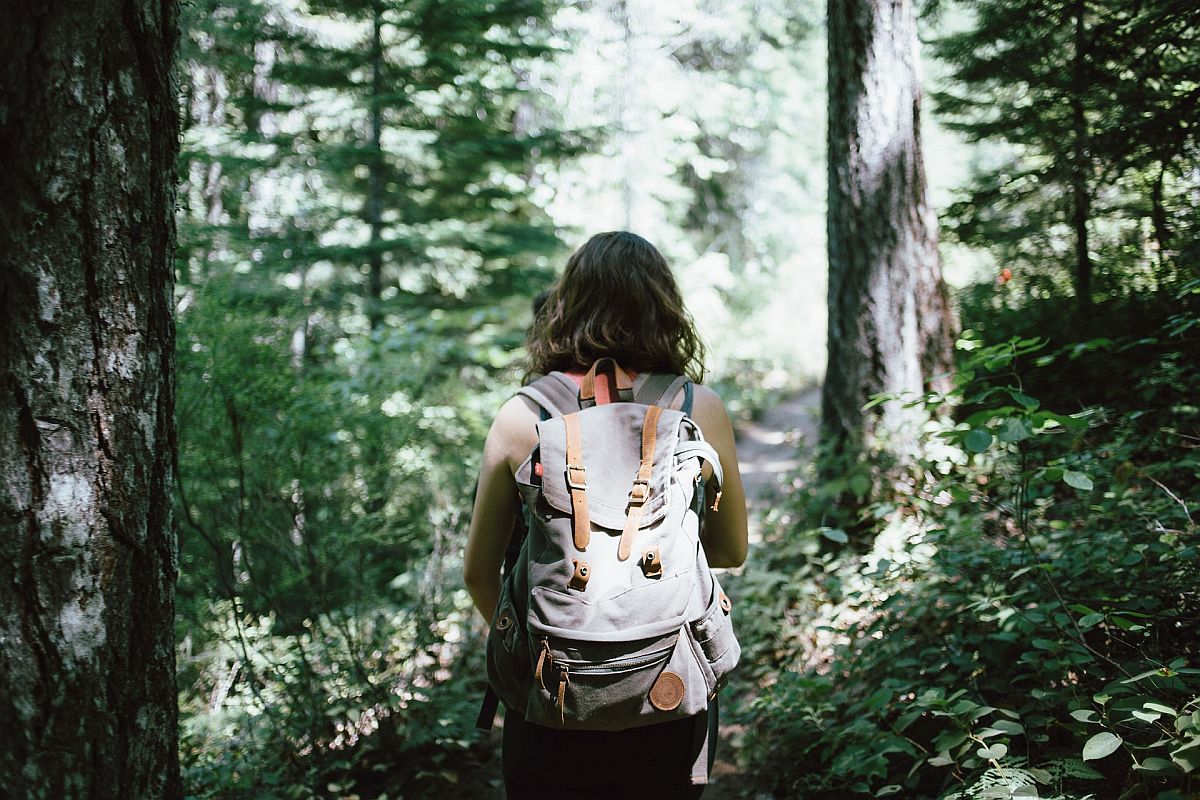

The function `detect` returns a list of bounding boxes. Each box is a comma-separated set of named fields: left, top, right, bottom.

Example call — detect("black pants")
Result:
left=501, top=697, right=718, bottom=799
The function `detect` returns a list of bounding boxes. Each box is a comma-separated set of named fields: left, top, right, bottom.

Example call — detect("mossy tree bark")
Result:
left=822, top=0, right=957, bottom=485
left=0, top=1, right=182, bottom=797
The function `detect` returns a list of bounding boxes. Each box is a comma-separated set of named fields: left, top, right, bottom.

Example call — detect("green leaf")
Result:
left=1133, top=757, right=1176, bottom=774
left=862, top=392, right=899, bottom=411
left=819, top=528, right=848, bottom=545
left=1078, top=613, right=1105, bottom=629
left=1071, top=709, right=1100, bottom=723
left=1007, top=389, right=1040, bottom=410
left=965, top=428, right=993, bottom=453
left=1063, top=471, right=1094, bottom=491
left=1082, top=732, right=1123, bottom=761
left=1171, top=740, right=1200, bottom=773
left=977, top=743, right=1008, bottom=760
left=998, top=417, right=1033, bottom=443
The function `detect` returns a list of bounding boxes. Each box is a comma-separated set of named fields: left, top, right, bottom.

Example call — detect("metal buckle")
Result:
left=566, top=465, right=588, bottom=490
left=628, top=479, right=650, bottom=504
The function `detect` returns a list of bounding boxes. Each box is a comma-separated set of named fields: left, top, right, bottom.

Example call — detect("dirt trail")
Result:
left=703, top=384, right=822, bottom=800
left=735, top=385, right=822, bottom=527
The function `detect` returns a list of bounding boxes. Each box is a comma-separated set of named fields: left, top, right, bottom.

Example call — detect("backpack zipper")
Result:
left=553, top=644, right=674, bottom=676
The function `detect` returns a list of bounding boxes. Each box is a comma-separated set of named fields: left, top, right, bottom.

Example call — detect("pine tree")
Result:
left=932, top=0, right=1200, bottom=309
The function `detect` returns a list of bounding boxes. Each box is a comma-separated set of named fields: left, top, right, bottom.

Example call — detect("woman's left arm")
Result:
left=463, top=396, right=536, bottom=622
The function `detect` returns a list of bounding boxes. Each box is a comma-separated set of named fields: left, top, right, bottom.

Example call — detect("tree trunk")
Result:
left=0, top=2, right=182, bottom=798
left=822, top=0, right=957, bottom=478
left=366, top=0, right=386, bottom=330
left=1069, top=0, right=1093, bottom=315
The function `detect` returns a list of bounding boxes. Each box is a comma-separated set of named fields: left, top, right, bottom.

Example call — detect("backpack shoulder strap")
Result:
left=634, top=373, right=693, bottom=414
left=516, top=371, right=581, bottom=418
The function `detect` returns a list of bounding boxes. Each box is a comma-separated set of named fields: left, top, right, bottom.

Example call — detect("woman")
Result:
left=464, top=231, right=748, bottom=799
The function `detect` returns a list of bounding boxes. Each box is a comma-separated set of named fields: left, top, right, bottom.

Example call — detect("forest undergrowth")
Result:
left=727, top=286, right=1200, bottom=800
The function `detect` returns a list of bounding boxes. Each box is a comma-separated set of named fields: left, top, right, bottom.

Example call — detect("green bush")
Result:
left=739, top=299, right=1200, bottom=799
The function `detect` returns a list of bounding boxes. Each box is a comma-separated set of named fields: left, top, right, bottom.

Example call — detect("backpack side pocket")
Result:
left=486, top=578, right=532, bottom=713
left=687, top=573, right=741, bottom=697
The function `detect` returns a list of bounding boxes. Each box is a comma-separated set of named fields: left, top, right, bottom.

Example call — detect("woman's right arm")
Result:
left=688, top=384, right=749, bottom=568
left=463, top=396, right=539, bottom=622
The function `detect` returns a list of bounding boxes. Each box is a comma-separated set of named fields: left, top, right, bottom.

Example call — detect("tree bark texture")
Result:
left=0, top=1, right=182, bottom=797
left=822, top=0, right=956, bottom=470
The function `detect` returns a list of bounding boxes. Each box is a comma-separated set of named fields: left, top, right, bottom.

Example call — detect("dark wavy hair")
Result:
left=524, top=231, right=706, bottom=382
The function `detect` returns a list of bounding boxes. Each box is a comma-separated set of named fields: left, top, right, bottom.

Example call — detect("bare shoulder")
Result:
left=687, top=383, right=733, bottom=433
left=484, top=393, right=541, bottom=473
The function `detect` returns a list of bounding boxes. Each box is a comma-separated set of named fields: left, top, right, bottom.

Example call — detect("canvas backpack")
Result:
left=476, top=358, right=741, bottom=785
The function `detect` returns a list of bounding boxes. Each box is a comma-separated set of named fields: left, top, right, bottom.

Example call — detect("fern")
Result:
left=941, top=766, right=1098, bottom=800
left=1042, top=758, right=1104, bottom=782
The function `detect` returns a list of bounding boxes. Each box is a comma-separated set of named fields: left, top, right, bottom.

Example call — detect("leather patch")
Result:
left=649, top=670, right=685, bottom=711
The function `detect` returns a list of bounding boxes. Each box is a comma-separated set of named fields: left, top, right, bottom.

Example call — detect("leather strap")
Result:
left=535, top=640, right=552, bottom=692
left=556, top=666, right=570, bottom=723
left=579, top=357, right=634, bottom=407
left=618, top=405, right=662, bottom=561
left=689, top=695, right=717, bottom=785
left=564, top=412, right=590, bottom=550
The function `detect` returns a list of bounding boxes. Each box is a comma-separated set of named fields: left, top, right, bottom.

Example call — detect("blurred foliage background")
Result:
left=172, top=0, right=1198, bottom=797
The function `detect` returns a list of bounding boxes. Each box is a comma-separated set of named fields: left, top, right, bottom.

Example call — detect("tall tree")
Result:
left=822, top=0, right=957, bottom=483
left=933, top=0, right=1200, bottom=305
left=0, top=2, right=182, bottom=797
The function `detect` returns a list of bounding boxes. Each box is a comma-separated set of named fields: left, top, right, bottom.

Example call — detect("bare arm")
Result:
left=687, top=384, right=749, bottom=568
left=463, top=396, right=539, bottom=621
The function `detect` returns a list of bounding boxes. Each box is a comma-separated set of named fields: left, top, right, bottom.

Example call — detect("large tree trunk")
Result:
left=822, top=0, right=956, bottom=479
left=0, top=2, right=182, bottom=797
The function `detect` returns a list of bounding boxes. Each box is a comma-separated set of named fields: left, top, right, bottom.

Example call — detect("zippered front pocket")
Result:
left=525, top=631, right=706, bottom=730
left=558, top=644, right=674, bottom=676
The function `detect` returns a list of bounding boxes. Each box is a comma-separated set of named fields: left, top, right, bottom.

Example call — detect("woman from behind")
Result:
left=464, top=231, right=748, bottom=799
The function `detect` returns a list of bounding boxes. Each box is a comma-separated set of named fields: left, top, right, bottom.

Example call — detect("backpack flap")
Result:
left=535, top=403, right=683, bottom=532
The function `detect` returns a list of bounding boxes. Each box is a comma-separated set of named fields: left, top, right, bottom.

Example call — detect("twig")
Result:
left=1144, top=474, right=1194, bottom=526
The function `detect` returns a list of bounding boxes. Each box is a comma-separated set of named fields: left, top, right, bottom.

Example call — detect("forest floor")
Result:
left=396, top=385, right=823, bottom=799
left=703, top=383, right=821, bottom=800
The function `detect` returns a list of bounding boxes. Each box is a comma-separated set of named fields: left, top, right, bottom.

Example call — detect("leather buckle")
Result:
left=629, top=479, right=650, bottom=504
left=641, top=546, right=662, bottom=579
left=566, top=465, right=588, bottom=490
left=569, top=559, right=590, bottom=591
